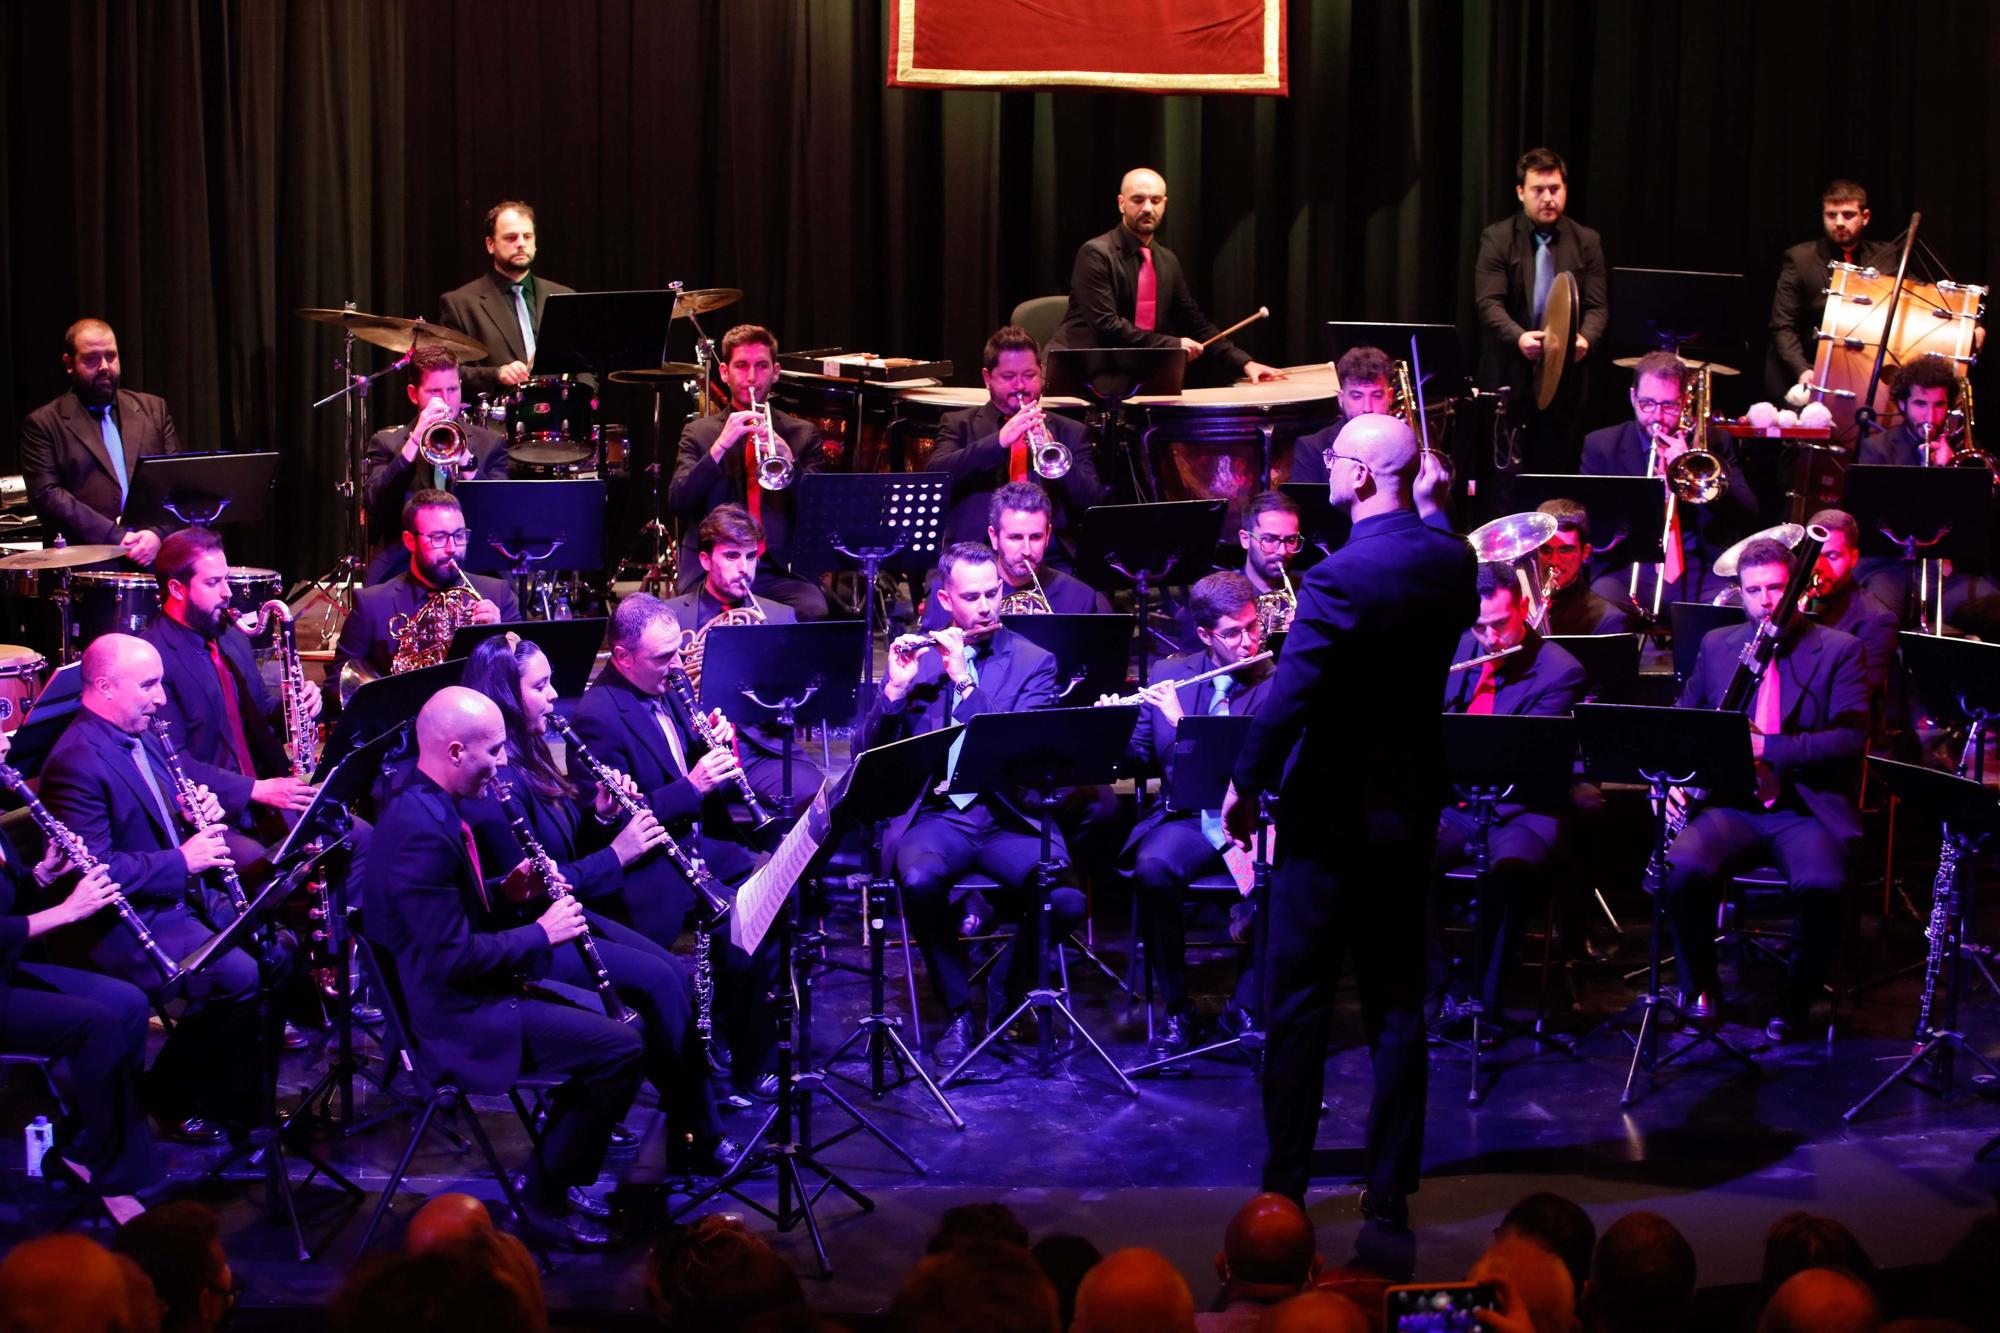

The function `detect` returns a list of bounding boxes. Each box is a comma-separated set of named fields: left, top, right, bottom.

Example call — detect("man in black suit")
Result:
left=362, top=686, right=642, bottom=1250
left=1853, top=360, right=1999, bottom=626
left=1803, top=508, right=1900, bottom=716
left=1290, top=345, right=1397, bottom=486
left=869, top=543, right=1080, bottom=1070
left=1531, top=499, right=1638, bottom=636
left=1766, top=181, right=1896, bottom=400
left=1048, top=167, right=1279, bottom=387
left=570, top=593, right=777, bottom=1103
left=40, top=634, right=280, bottom=1140
left=18, top=319, right=182, bottom=564
left=1472, top=148, right=1609, bottom=472
left=667, top=325, right=827, bottom=621
left=360, top=342, right=511, bottom=585
left=1669, top=537, right=1869, bottom=1042
left=662, top=504, right=824, bottom=816
left=1222, top=413, right=1478, bottom=1225
left=436, top=201, right=578, bottom=401
left=1113, top=572, right=1273, bottom=1062
left=334, top=489, right=520, bottom=685
left=1436, top=563, right=1586, bottom=1024
left=930, top=325, right=1102, bottom=559
left=918, top=483, right=1108, bottom=628
left=1581, top=351, right=1759, bottom=608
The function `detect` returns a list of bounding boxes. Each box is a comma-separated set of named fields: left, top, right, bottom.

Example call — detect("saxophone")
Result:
left=261, top=600, right=319, bottom=781
left=491, top=778, right=637, bottom=1026
left=680, top=602, right=767, bottom=699
left=1254, top=565, right=1296, bottom=638
left=997, top=560, right=1053, bottom=616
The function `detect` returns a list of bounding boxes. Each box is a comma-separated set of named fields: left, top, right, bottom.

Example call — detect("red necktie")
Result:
left=742, top=436, right=763, bottom=524
left=460, top=819, right=491, bottom=910
left=1467, top=660, right=1499, bottom=715
left=207, top=641, right=258, bottom=778
left=1135, top=248, right=1158, bottom=331
left=1752, top=664, right=1782, bottom=807
left=1008, top=420, right=1028, bottom=483
left=1842, top=247, right=1854, bottom=267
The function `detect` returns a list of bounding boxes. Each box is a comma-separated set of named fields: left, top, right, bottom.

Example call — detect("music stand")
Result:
left=1667, top=602, right=1743, bottom=686
left=790, top=472, right=950, bottom=709
left=531, top=290, right=678, bottom=379
left=1075, top=500, right=1228, bottom=688
left=1606, top=268, right=1747, bottom=364
left=1510, top=475, right=1669, bottom=571
left=447, top=618, right=607, bottom=700
left=1046, top=347, right=1187, bottom=502
left=699, top=621, right=866, bottom=818
left=1843, top=466, right=1994, bottom=630
left=1543, top=632, right=1642, bottom=703
left=999, top=613, right=1133, bottom=705
left=1574, top=703, right=1757, bottom=1106
left=453, top=479, right=606, bottom=616
left=315, top=658, right=464, bottom=780
left=1899, top=634, right=2000, bottom=770
left=940, top=705, right=1142, bottom=1093
left=1279, top=482, right=1351, bottom=558
left=120, top=452, right=281, bottom=530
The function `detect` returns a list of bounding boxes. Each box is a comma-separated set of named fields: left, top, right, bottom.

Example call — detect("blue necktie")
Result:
left=91, top=405, right=131, bottom=504
left=945, top=648, right=981, bottom=810
left=512, top=282, right=537, bottom=361
left=122, top=735, right=178, bottom=834
left=1530, top=231, right=1555, bottom=326
left=1199, top=674, right=1233, bottom=850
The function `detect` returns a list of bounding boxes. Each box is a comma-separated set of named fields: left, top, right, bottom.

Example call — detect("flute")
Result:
left=890, top=624, right=1002, bottom=658
left=1099, top=652, right=1275, bottom=705
left=1445, top=644, right=1523, bottom=673
left=491, top=778, right=636, bottom=1026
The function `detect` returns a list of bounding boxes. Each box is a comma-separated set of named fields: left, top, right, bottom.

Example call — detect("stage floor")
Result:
left=6, top=883, right=2000, bottom=1326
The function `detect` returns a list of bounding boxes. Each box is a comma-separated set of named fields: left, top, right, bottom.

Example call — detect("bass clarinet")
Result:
left=0, top=761, right=182, bottom=983
left=264, top=599, right=319, bottom=781
left=150, top=718, right=252, bottom=917
left=666, top=665, right=777, bottom=833
left=491, top=778, right=637, bottom=1026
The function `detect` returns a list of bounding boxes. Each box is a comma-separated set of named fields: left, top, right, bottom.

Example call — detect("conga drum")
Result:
left=0, top=645, right=47, bottom=731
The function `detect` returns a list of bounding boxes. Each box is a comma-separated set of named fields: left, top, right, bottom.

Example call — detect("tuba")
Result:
left=681, top=601, right=767, bottom=698
left=997, top=560, right=1053, bottom=616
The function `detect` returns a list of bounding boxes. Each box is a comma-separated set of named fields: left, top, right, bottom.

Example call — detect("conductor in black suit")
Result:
left=1436, top=564, right=1586, bottom=1023
left=360, top=342, right=511, bottom=586
left=334, top=489, right=521, bottom=685
left=929, top=326, right=1102, bottom=559
left=362, top=686, right=642, bottom=1250
left=868, top=543, right=1082, bottom=1071
left=436, top=201, right=578, bottom=401
left=1222, top=414, right=1478, bottom=1227
left=1472, top=148, right=1609, bottom=472
left=1669, top=537, right=1869, bottom=1042
left=18, top=319, right=182, bottom=565
left=1048, top=167, right=1279, bottom=387
left=1765, top=181, right=1896, bottom=399
left=917, top=483, right=1109, bottom=628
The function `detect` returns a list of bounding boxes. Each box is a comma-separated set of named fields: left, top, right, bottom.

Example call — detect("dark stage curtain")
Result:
left=3, top=0, right=1994, bottom=578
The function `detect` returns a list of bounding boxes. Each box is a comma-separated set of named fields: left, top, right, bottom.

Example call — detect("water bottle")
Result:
left=24, top=1115, right=53, bottom=1178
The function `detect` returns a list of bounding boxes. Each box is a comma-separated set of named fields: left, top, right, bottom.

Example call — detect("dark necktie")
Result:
left=208, top=641, right=258, bottom=777
left=122, top=735, right=178, bottom=833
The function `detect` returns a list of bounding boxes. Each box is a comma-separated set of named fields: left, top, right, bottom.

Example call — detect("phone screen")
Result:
left=1385, top=1282, right=1500, bottom=1331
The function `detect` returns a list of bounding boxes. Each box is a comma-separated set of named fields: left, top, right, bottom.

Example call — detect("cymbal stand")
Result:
left=308, top=307, right=407, bottom=618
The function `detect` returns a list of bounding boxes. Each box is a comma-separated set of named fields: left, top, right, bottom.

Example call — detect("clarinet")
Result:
left=492, top=778, right=637, bottom=1027
left=0, top=762, right=182, bottom=983
left=150, top=718, right=252, bottom=917
left=1912, top=725, right=1984, bottom=1049
left=666, top=666, right=777, bottom=832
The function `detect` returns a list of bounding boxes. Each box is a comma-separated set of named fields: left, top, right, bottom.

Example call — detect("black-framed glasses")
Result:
left=416, top=528, right=471, bottom=550
left=1249, top=532, right=1305, bottom=553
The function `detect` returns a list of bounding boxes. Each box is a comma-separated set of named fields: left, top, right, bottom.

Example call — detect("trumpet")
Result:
left=419, top=417, right=468, bottom=469
left=748, top=385, right=794, bottom=490
left=491, top=778, right=636, bottom=1026
left=1015, top=389, right=1071, bottom=479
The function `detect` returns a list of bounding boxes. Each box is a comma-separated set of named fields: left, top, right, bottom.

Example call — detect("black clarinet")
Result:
left=150, top=718, right=253, bottom=917
left=666, top=665, right=777, bottom=833
left=0, top=762, right=183, bottom=983
left=492, top=778, right=637, bottom=1027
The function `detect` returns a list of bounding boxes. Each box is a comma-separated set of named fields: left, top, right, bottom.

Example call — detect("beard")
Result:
left=73, top=368, right=120, bottom=407
left=187, top=599, right=233, bottom=640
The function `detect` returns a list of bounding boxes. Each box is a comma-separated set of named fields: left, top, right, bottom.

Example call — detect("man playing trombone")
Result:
left=360, top=342, right=510, bottom=586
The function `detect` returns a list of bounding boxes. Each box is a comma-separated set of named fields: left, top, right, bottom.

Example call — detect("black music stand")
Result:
left=1279, top=481, right=1351, bottom=559
left=1046, top=347, right=1187, bottom=501
left=531, top=289, right=677, bottom=379
left=454, top=479, right=607, bottom=617
left=1667, top=602, right=1743, bottom=685
left=940, top=705, right=1142, bottom=1093
left=699, top=621, right=866, bottom=819
left=1510, top=475, right=1668, bottom=572
left=1844, top=757, right=2000, bottom=1127
left=1574, top=703, right=1758, bottom=1106
left=447, top=618, right=608, bottom=700
left=1435, top=713, right=1583, bottom=1104
left=1543, top=632, right=1642, bottom=703
left=315, top=657, right=464, bottom=779
left=790, top=472, right=950, bottom=711
left=120, top=452, right=281, bottom=530
left=1606, top=268, right=1746, bottom=364
left=999, top=613, right=1133, bottom=705
left=1075, top=500, right=1228, bottom=687
left=1843, top=466, right=1994, bottom=630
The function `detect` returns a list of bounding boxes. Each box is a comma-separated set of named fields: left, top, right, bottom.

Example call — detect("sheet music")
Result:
left=730, top=776, right=835, bottom=955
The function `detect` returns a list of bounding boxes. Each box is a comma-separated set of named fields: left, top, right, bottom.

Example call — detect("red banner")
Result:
left=888, top=0, right=1287, bottom=96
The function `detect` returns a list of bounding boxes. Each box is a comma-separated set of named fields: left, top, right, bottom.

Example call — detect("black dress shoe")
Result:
left=160, top=1117, right=229, bottom=1146
left=731, top=1073, right=780, bottom=1104
left=512, top=1194, right=615, bottom=1252
left=1358, top=1187, right=1410, bottom=1232
left=1150, top=1012, right=1195, bottom=1063
left=608, top=1121, right=641, bottom=1152
left=934, top=1010, right=977, bottom=1070
left=565, top=1185, right=613, bottom=1219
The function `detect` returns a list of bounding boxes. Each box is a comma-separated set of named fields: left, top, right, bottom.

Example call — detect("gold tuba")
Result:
left=681, top=601, right=767, bottom=697
left=998, top=560, right=1053, bottom=616
left=1663, top=363, right=1726, bottom=504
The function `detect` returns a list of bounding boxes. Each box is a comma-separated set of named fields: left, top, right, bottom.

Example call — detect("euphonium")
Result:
left=1664, top=365, right=1727, bottom=504
left=748, top=386, right=794, bottom=490
left=1017, top=389, right=1071, bottom=479
left=1254, top=564, right=1296, bottom=638
left=997, top=560, right=1053, bottom=616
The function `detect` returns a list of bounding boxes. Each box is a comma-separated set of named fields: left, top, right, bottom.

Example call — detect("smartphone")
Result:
left=1384, top=1281, right=1501, bottom=1331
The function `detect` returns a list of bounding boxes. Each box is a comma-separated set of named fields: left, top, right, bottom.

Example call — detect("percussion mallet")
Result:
left=1200, top=306, right=1270, bottom=350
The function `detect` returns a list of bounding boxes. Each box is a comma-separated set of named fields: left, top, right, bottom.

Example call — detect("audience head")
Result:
left=404, top=1191, right=494, bottom=1254
left=110, top=1202, right=232, bottom=1333
left=1071, top=1247, right=1197, bottom=1333
left=647, top=1214, right=805, bottom=1332
left=0, top=1233, right=157, bottom=1333
left=1255, top=1290, right=1370, bottom=1333
left=1756, top=1266, right=1881, bottom=1333
left=891, top=1240, right=1059, bottom=1333
left=1937, top=1213, right=2000, bottom=1332
left=1031, top=1234, right=1102, bottom=1333
left=1498, top=1191, right=1597, bottom=1300
left=1471, top=1235, right=1575, bottom=1333
left=1216, top=1192, right=1319, bottom=1304
left=1583, top=1211, right=1695, bottom=1333
left=330, top=1247, right=545, bottom=1333
left=1761, top=1211, right=1875, bottom=1302
left=925, top=1201, right=1030, bottom=1254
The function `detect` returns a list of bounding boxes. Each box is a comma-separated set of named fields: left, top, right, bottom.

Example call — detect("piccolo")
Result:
left=1099, top=652, right=1275, bottom=705
left=1446, top=644, right=1523, bottom=673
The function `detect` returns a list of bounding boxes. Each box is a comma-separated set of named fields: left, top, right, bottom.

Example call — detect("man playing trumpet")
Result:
left=360, top=342, right=511, bottom=586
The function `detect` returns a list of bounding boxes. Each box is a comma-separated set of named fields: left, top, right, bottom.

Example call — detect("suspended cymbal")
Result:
left=0, top=544, right=126, bottom=571
left=607, top=365, right=705, bottom=386
left=295, top=308, right=489, bottom=362
left=671, top=287, right=742, bottom=318
left=1711, top=522, right=1806, bottom=580
left=1467, top=511, right=1559, bottom=564
left=1611, top=353, right=1740, bottom=377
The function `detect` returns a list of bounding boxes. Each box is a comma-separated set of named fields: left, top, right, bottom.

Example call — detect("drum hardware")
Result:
left=669, top=287, right=743, bottom=319
left=0, top=543, right=126, bottom=571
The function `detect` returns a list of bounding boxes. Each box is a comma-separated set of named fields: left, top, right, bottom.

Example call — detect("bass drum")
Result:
left=1128, top=370, right=1341, bottom=530
left=1811, top=262, right=1985, bottom=443
left=0, top=645, right=47, bottom=732
left=72, top=571, right=160, bottom=648
left=509, top=441, right=596, bottom=479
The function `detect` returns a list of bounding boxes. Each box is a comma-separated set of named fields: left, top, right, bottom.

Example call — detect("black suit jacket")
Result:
left=0, top=831, right=43, bottom=986
left=1440, top=629, right=1585, bottom=719
left=662, top=590, right=796, bottom=755
left=1472, top=213, right=1610, bottom=395
left=362, top=769, right=552, bottom=1092
left=1812, top=583, right=1900, bottom=709
left=1049, top=225, right=1251, bottom=378
left=362, top=422, right=511, bottom=539
left=928, top=402, right=1102, bottom=551
left=1677, top=620, right=1869, bottom=844
left=1543, top=579, right=1638, bottom=636
left=1234, top=509, right=1478, bottom=850
left=20, top=388, right=183, bottom=546
left=667, top=409, right=825, bottom=574
left=436, top=270, right=579, bottom=400
left=1580, top=419, right=1760, bottom=562
left=918, top=565, right=1107, bottom=629
left=139, top=614, right=286, bottom=813
left=1767, top=236, right=1897, bottom=395
left=1290, top=413, right=1358, bottom=487
left=333, top=569, right=522, bottom=681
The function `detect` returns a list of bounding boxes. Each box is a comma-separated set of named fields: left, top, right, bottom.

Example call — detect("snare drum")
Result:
left=0, top=645, right=47, bottom=732
left=228, top=566, right=283, bottom=615
left=72, top=570, right=161, bottom=646
left=506, top=378, right=597, bottom=444
left=1128, top=379, right=1342, bottom=528
left=1811, top=263, right=1985, bottom=442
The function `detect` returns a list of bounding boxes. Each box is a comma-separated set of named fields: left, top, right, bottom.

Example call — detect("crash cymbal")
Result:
left=1611, top=353, right=1740, bottom=377
left=671, top=287, right=742, bottom=319
left=1534, top=272, right=1578, bottom=410
left=0, top=544, right=126, bottom=571
left=1467, top=511, right=1559, bottom=564
left=607, top=365, right=705, bottom=386
left=295, top=308, right=489, bottom=362
left=1711, top=522, right=1806, bottom=580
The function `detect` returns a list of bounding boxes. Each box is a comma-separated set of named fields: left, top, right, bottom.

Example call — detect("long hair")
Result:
left=461, top=636, right=573, bottom=802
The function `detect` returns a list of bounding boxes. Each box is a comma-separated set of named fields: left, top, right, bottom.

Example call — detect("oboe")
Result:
left=0, top=762, right=182, bottom=983
left=150, top=718, right=251, bottom=917
left=491, top=778, right=636, bottom=1026
left=665, top=665, right=776, bottom=832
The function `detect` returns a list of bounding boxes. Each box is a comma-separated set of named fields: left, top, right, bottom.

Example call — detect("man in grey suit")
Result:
left=436, top=201, right=577, bottom=401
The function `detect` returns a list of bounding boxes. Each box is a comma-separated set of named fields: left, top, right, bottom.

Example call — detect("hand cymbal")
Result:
left=671, top=288, right=742, bottom=319
left=607, top=365, right=705, bottom=386
left=295, top=308, right=489, bottom=363
left=0, top=544, right=127, bottom=571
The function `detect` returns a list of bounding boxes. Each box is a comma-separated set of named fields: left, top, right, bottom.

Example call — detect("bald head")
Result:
left=1757, top=1267, right=1881, bottom=1333
left=80, top=633, right=165, bottom=733
left=406, top=1192, right=494, bottom=1254
left=417, top=686, right=500, bottom=749
left=1221, top=1193, right=1317, bottom=1291
left=1472, top=1235, right=1576, bottom=1333
left=416, top=686, right=506, bottom=798
left=1339, top=414, right=1421, bottom=482
left=1117, top=169, right=1168, bottom=241
left=0, top=1233, right=148, bottom=1332
left=1121, top=167, right=1165, bottom=198
left=1255, top=1290, right=1369, bottom=1333
left=1072, top=1247, right=1196, bottom=1333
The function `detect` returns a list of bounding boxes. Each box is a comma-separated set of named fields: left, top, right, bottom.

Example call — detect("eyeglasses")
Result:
left=1207, top=622, right=1263, bottom=643
left=416, top=529, right=471, bottom=550
left=1321, top=448, right=1371, bottom=472
left=1249, top=532, right=1305, bottom=553
left=1632, top=397, right=1679, bottom=414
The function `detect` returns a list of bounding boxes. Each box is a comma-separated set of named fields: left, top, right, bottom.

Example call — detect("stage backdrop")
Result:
left=2, top=0, right=1994, bottom=579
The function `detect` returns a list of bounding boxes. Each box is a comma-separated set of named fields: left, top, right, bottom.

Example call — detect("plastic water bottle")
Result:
left=24, top=1115, right=54, bottom=1178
